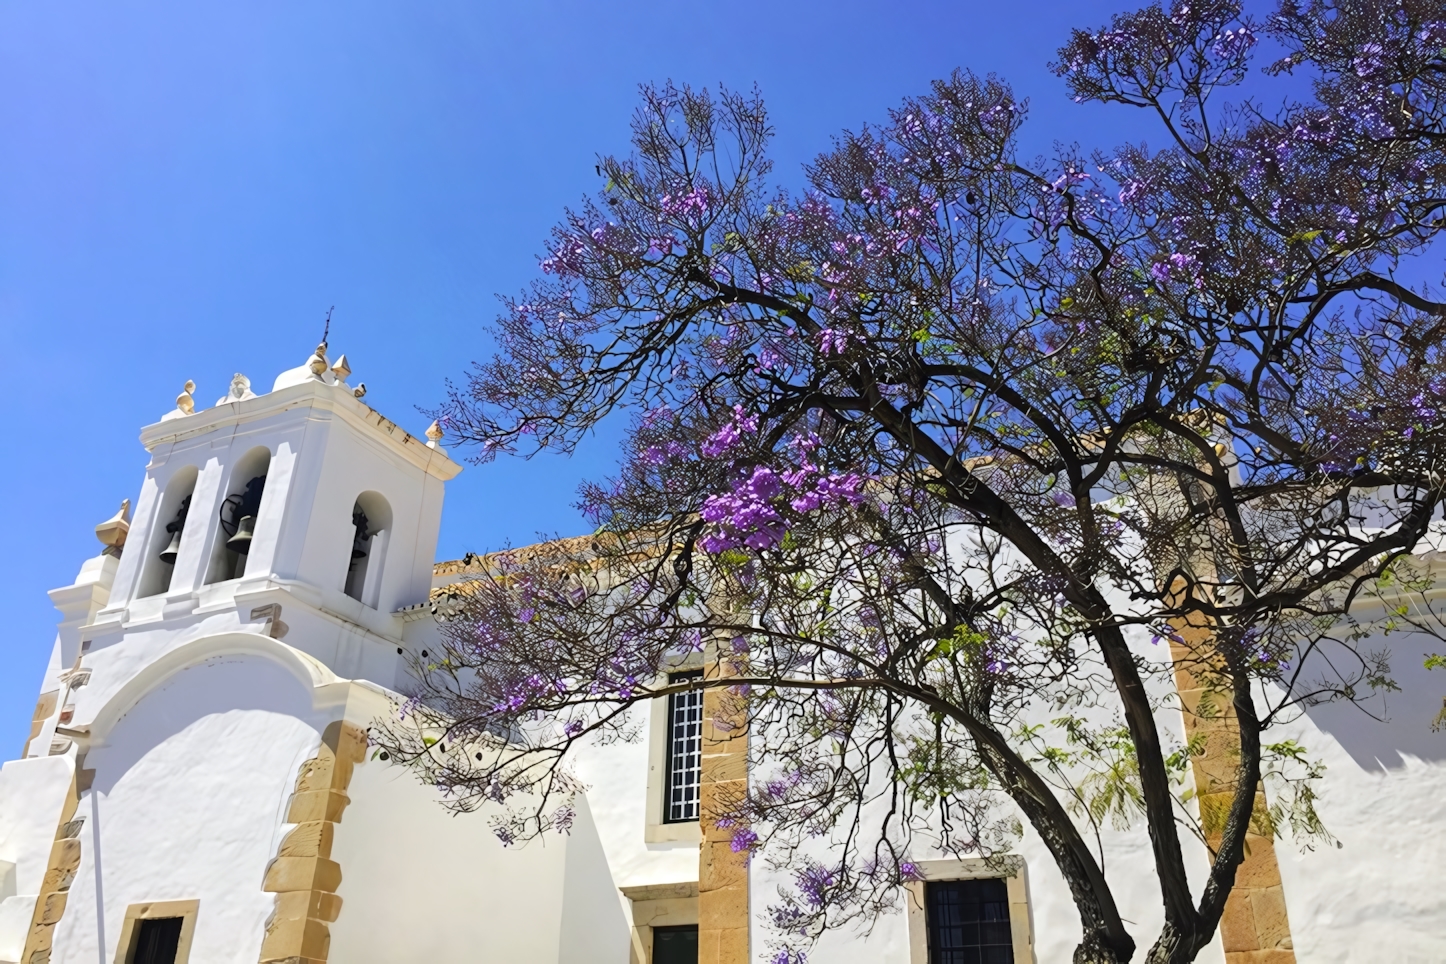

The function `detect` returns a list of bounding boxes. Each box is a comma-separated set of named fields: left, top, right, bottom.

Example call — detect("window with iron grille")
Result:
left=664, top=670, right=703, bottom=823
left=925, top=877, right=1014, bottom=964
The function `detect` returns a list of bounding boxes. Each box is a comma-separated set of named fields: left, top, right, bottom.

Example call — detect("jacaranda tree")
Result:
left=375, top=2, right=1446, bottom=961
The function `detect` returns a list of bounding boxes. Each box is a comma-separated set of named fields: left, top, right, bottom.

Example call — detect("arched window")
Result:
left=136, top=465, right=199, bottom=598
left=344, top=491, right=392, bottom=607
left=205, top=446, right=272, bottom=585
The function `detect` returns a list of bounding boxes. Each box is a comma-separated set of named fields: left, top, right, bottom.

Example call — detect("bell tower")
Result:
left=82, top=341, right=461, bottom=685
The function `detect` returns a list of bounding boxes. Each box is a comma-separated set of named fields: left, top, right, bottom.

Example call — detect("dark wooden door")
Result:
left=131, top=917, right=183, bottom=964
left=652, top=924, right=698, bottom=964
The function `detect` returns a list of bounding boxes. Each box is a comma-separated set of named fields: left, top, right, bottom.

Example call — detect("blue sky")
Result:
left=0, top=0, right=1203, bottom=751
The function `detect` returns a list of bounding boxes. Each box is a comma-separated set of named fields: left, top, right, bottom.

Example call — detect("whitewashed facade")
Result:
left=0, top=349, right=1442, bottom=964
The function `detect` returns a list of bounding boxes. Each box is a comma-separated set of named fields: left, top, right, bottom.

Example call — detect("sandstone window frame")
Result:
left=644, top=656, right=704, bottom=844
left=113, top=899, right=200, bottom=964
left=904, top=857, right=1033, bottom=964
left=620, top=881, right=698, bottom=964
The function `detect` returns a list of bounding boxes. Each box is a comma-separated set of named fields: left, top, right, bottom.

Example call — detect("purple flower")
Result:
left=817, top=328, right=851, bottom=356
left=789, top=472, right=867, bottom=514
left=730, top=827, right=759, bottom=853
left=794, top=862, right=838, bottom=908
left=1212, top=26, right=1256, bottom=60
left=1150, top=626, right=1185, bottom=647
left=639, top=441, right=688, bottom=465
left=539, top=234, right=587, bottom=276
left=702, top=405, right=761, bottom=458
left=660, top=187, right=710, bottom=220
left=700, top=465, right=792, bottom=553
left=1353, top=42, right=1386, bottom=78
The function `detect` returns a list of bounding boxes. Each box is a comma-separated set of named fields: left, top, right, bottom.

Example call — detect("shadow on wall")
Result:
left=1297, top=632, right=1446, bottom=770
left=87, top=656, right=321, bottom=796
left=558, top=795, right=632, bottom=964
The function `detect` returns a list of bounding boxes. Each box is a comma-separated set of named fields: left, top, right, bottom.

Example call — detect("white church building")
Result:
left=0, top=344, right=1442, bottom=964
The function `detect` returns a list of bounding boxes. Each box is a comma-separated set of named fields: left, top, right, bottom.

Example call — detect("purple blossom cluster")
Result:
left=769, top=951, right=807, bottom=964
left=701, top=466, right=790, bottom=551
left=701, top=405, right=760, bottom=457
left=659, top=186, right=711, bottom=221
left=490, top=671, right=565, bottom=715
left=698, top=463, right=867, bottom=553
left=730, top=827, right=760, bottom=854
left=696, top=413, right=870, bottom=553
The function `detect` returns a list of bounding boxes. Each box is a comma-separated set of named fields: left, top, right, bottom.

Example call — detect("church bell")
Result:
left=157, top=495, right=191, bottom=565
left=350, top=507, right=370, bottom=560
left=158, top=528, right=183, bottom=565
left=227, top=515, right=256, bottom=554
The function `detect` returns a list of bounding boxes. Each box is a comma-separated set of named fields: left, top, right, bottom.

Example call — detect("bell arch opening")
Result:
left=136, top=465, right=200, bottom=599
left=343, top=491, right=393, bottom=607
left=205, top=446, right=272, bottom=585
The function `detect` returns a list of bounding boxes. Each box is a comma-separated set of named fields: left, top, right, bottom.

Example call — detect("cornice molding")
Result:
left=139, top=380, right=461, bottom=481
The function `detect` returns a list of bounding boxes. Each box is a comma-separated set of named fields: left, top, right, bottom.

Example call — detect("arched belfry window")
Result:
left=137, top=465, right=199, bottom=599
left=344, top=491, right=392, bottom=607
left=205, top=446, right=272, bottom=585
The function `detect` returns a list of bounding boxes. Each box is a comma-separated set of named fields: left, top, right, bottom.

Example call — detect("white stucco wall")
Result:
left=0, top=754, right=73, bottom=961
left=1267, top=628, right=1446, bottom=964
left=0, top=755, right=72, bottom=899
left=557, top=796, right=634, bottom=964
left=53, top=654, right=326, bottom=964
left=570, top=704, right=701, bottom=891
left=20, top=639, right=62, bottom=763
left=329, top=754, right=632, bottom=963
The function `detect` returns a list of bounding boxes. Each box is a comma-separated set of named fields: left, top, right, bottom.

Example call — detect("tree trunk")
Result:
left=1075, top=934, right=1134, bottom=964
left=1142, top=920, right=1203, bottom=964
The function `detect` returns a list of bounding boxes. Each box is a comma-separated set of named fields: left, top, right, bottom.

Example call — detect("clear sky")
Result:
left=0, top=0, right=1187, bottom=752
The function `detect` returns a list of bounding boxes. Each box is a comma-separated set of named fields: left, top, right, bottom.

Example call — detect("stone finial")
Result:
left=215, top=372, right=257, bottom=406
left=308, top=344, right=329, bottom=376
left=176, top=380, right=196, bottom=415
left=425, top=420, right=444, bottom=448
left=330, top=354, right=352, bottom=380
left=353, top=383, right=367, bottom=399
left=95, top=499, right=131, bottom=555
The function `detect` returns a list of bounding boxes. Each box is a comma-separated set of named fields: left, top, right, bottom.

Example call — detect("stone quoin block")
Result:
left=259, top=914, right=331, bottom=962
left=278, top=821, right=335, bottom=860
left=262, top=857, right=343, bottom=895
left=270, top=890, right=343, bottom=925
left=285, top=790, right=350, bottom=825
